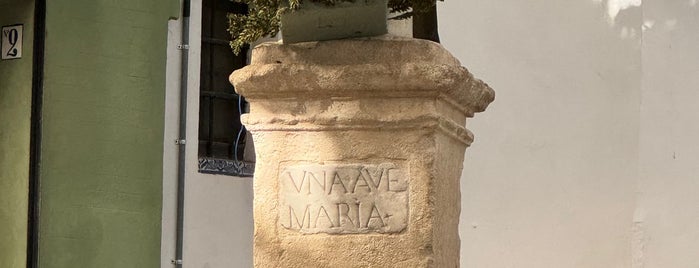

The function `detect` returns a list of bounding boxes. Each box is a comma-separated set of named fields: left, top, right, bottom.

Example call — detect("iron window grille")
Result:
left=197, top=0, right=254, bottom=177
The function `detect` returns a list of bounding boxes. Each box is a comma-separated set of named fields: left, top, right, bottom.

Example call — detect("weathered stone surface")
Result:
left=231, top=36, right=494, bottom=117
left=230, top=37, right=494, bottom=268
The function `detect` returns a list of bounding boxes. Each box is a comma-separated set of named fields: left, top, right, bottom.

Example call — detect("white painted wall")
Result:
left=181, top=2, right=254, bottom=268
left=440, top=1, right=699, bottom=267
left=161, top=17, right=182, bottom=268
left=637, top=1, right=699, bottom=267
left=162, top=1, right=699, bottom=267
left=162, top=1, right=254, bottom=268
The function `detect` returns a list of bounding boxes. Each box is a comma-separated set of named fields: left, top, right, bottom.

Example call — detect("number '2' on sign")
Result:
left=2, top=25, right=23, bottom=60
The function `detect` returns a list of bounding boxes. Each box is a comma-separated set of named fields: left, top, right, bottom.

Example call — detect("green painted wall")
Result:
left=0, top=1, right=34, bottom=267
left=39, top=1, right=178, bottom=267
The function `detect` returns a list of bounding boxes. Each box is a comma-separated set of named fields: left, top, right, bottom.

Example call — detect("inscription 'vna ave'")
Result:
left=283, top=164, right=405, bottom=195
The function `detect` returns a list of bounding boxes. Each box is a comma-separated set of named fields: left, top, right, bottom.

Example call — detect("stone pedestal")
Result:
left=230, top=37, right=494, bottom=268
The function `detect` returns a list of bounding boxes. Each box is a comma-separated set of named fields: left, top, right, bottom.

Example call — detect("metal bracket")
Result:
left=175, top=139, right=186, bottom=145
left=171, top=259, right=183, bottom=265
left=176, top=44, right=189, bottom=50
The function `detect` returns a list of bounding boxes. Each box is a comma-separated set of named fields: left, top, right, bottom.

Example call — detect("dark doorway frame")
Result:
left=27, top=0, right=45, bottom=267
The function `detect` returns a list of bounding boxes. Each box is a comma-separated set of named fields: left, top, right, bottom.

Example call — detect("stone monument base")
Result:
left=230, top=36, right=494, bottom=267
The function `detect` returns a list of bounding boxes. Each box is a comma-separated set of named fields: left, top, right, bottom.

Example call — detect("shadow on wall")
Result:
left=640, top=0, right=698, bottom=34
left=593, top=0, right=698, bottom=39
left=593, top=0, right=641, bottom=23
left=592, top=0, right=642, bottom=39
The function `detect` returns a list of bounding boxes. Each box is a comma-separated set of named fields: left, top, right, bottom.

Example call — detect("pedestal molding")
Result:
left=232, top=63, right=494, bottom=117
left=242, top=114, right=475, bottom=145
left=231, top=37, right=495, bottom=118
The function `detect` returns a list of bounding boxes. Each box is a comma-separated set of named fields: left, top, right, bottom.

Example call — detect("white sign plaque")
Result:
left=2, top=25, right=23, bottom=60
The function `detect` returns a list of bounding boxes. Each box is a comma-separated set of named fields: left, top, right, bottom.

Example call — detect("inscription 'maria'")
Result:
left=279, top=162, right=409, bottom=234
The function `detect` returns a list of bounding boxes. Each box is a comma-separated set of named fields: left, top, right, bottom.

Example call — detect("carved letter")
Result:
left=356, top=202, right=362, bottom=228
left=286, top=171, right=306, bottom=194
left=336, top=203, right=356, bottom=228
left=352, top=172, right=372, bottom=193
left=366, top=204, right=386, bottom=228
left=386, top=166, right=406, bottom=192
left=329, top=171, right=348, bottom=194
left=313, top=205, right=334, bottom=228
left=361, top=167, right=383, bottom=191
left=288, top=205, right=311, bottom=229
left=307, top=170, right=326, bottom=194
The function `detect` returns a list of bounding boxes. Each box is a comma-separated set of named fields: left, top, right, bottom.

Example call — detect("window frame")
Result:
left=196, top=0, right=254, bottom=177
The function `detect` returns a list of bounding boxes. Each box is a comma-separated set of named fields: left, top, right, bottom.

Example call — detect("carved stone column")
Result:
left=230, top=37, right=494, bottom=268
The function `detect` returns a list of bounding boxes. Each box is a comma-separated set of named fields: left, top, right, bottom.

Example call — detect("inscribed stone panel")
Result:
left=278, top=162, right=409, bottom=234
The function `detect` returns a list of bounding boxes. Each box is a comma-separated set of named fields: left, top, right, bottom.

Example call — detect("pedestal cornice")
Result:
left=230, top=36, right=495, bottom=117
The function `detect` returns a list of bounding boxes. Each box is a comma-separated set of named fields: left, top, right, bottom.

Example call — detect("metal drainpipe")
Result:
left=174, top=0, right=191, bottom=267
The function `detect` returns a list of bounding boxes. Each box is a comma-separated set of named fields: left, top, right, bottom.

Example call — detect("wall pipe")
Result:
left=174, top=0, right=191, bottom=267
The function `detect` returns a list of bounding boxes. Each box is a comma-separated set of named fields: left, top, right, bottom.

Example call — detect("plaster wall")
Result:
left=161, top=16, right=182, bottom=268
left=0, top=1, right=34, bottom=267
left=440, top=1, right=699, bottom=267
left=38, top=1, right=178, bottom=267
left=178, top=1, right=254, bottom=267
left=637, top=1, right=699, bottom=267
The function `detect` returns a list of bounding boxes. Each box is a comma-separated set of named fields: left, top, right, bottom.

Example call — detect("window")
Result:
left=197, top=0, right=254, bottom=177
